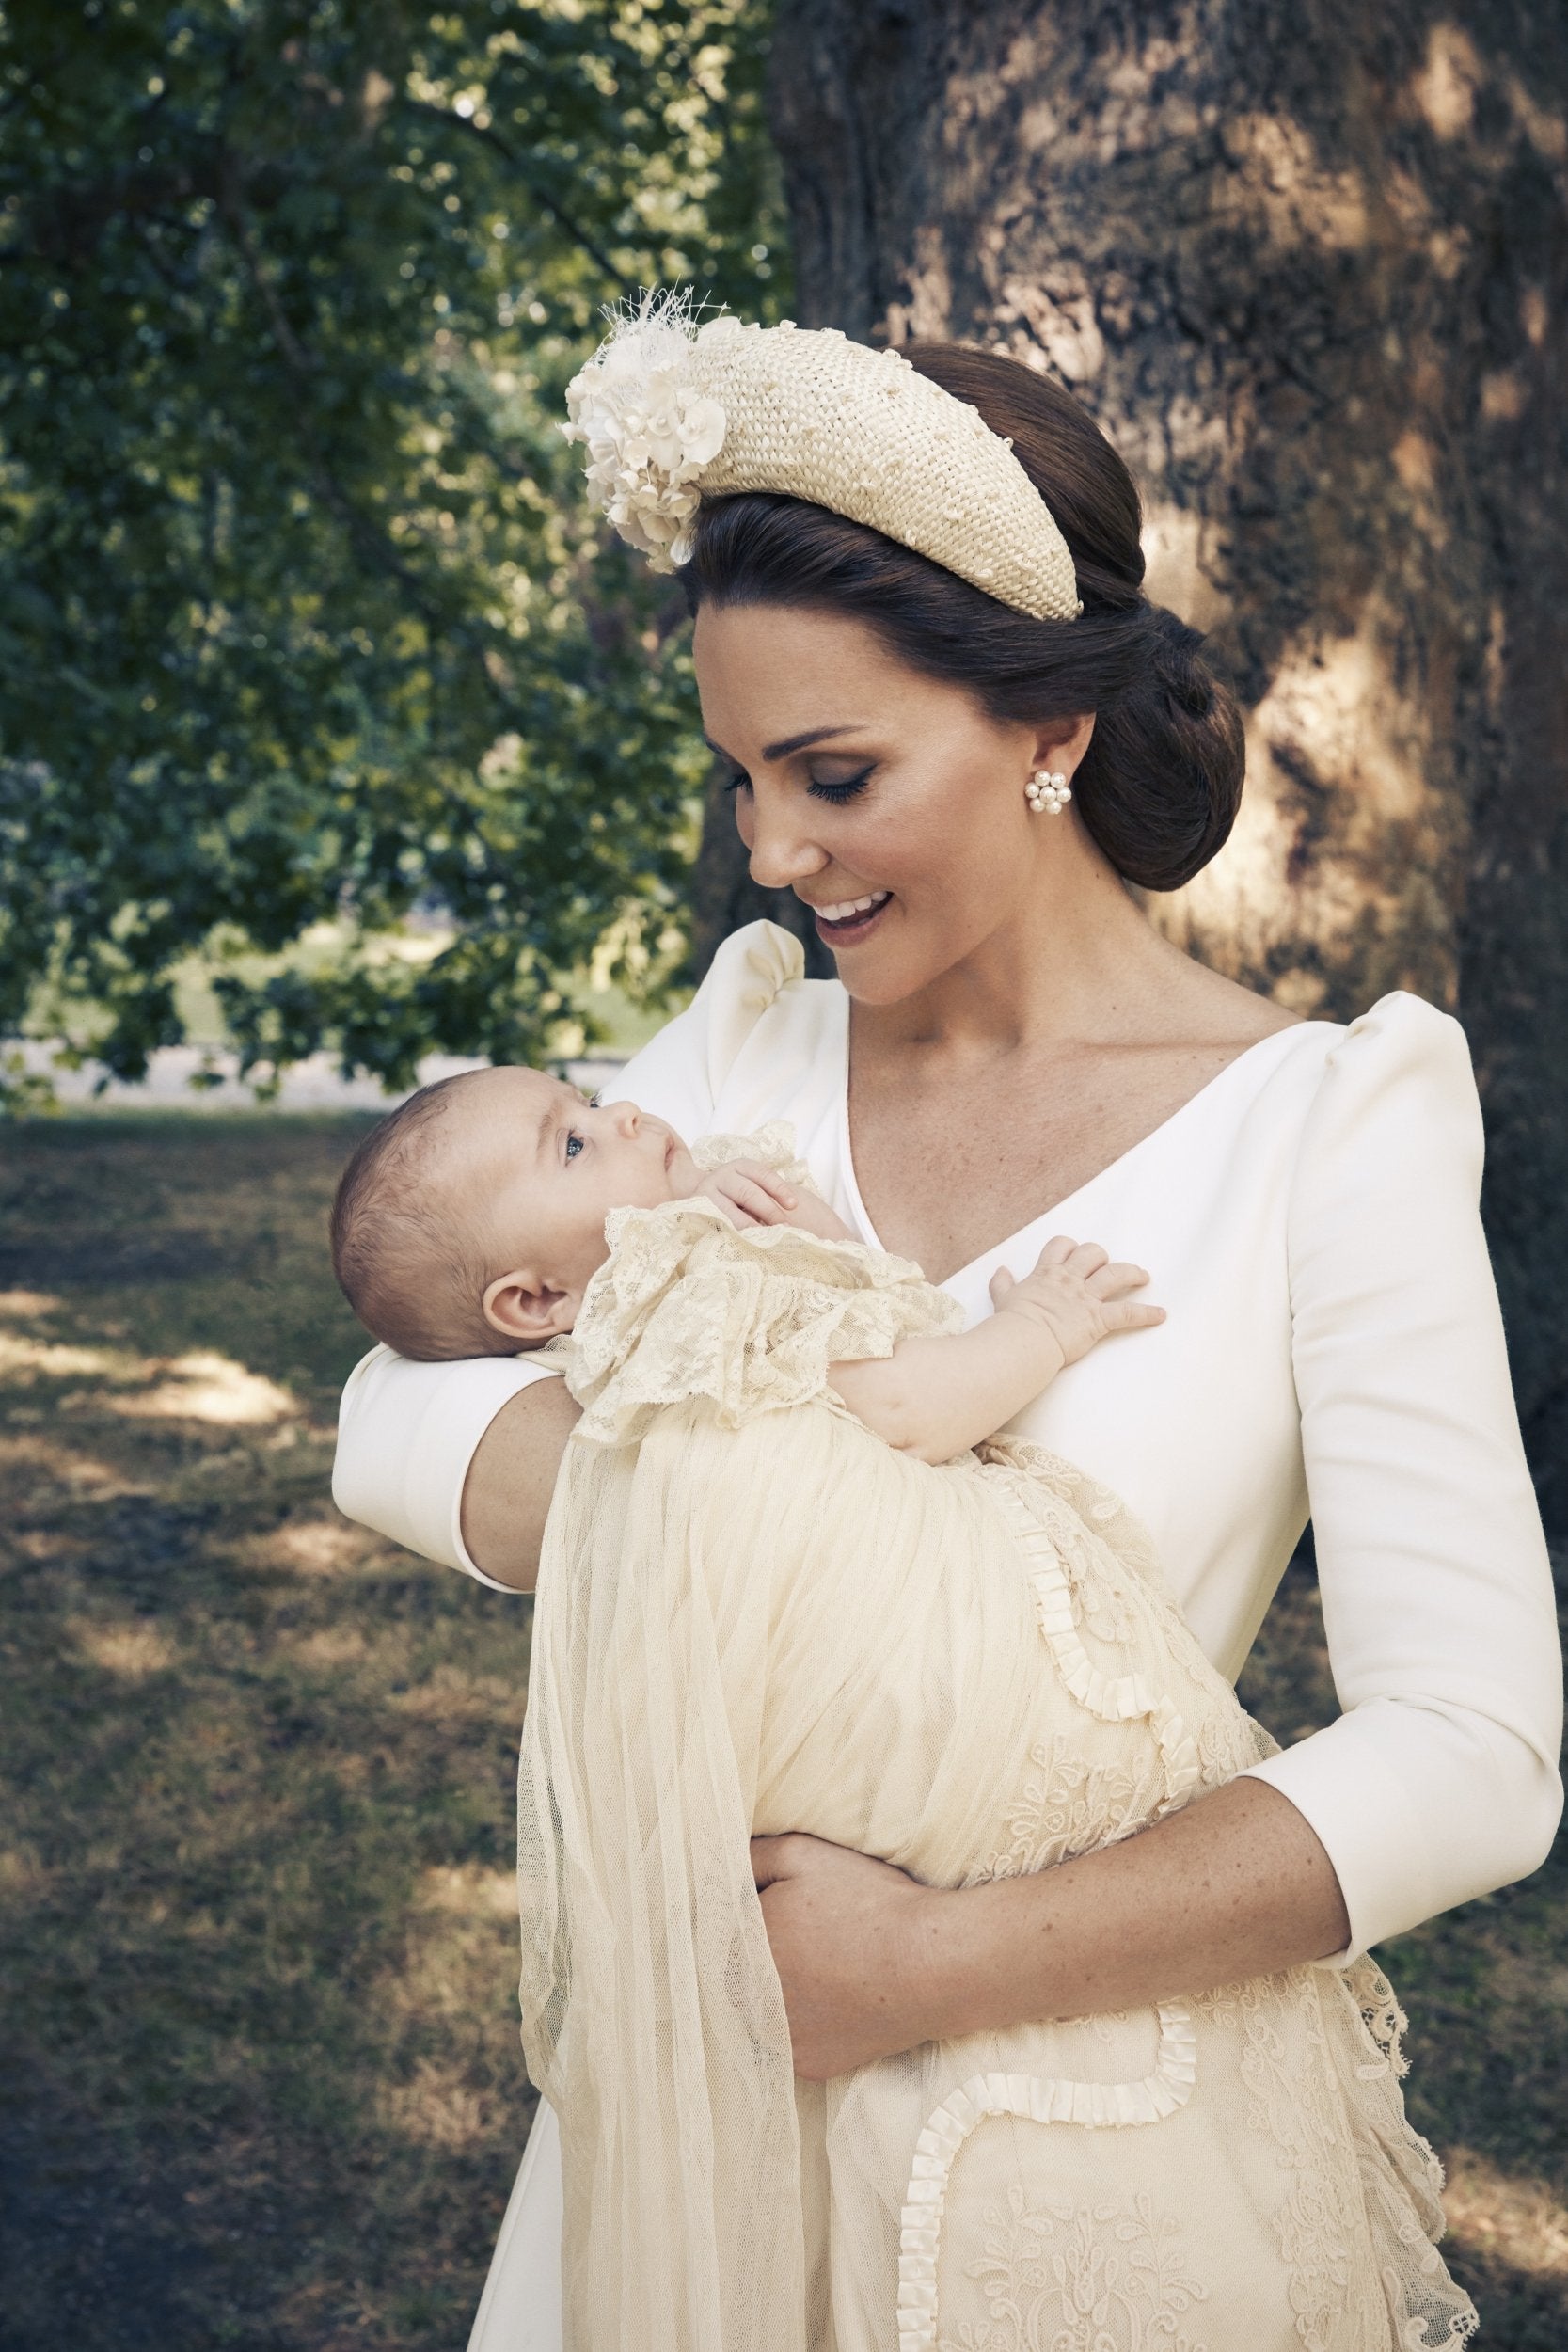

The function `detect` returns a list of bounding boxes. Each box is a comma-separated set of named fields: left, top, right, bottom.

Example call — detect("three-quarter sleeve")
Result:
left=331, top=1344, right=564, bottom=1587
left=1240, top=994, right=1563, bottom=1958
left=330, top=923, right=809, bottom=1581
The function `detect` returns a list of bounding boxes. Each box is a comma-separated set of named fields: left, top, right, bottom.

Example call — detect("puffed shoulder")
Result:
left=712, top=915, right=807, bottom=1007
left=693, top=920, right=807, bottom=1100
left=604, top=920, right=812, bottom=1144
left=1313, top=987, right=1476, bottom=1103
left=1291, top=989, right=1484, bottom=1220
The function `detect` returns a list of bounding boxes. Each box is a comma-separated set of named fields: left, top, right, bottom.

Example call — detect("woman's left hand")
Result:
left=751, top=1832, right=953, bottom=2080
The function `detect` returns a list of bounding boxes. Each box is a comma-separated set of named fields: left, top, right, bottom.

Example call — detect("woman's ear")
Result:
left=1030, top=710, right=1096, bottom=777
left=482, top=1269, right=578, bottom=1346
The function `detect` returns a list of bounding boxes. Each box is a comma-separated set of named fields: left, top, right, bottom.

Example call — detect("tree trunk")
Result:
left=765, top=0, right=1568, bottom=1520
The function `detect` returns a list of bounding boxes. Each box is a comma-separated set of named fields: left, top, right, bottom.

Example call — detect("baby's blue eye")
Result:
left=564, top=1130, right=584, bottom=1162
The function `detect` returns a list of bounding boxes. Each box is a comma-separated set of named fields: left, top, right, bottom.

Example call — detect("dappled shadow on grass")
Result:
left=0, top=1119, right=535, bottom=2351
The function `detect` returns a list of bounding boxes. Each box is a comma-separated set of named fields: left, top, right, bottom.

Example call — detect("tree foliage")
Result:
left=0, top=0, right=784, bottom=1094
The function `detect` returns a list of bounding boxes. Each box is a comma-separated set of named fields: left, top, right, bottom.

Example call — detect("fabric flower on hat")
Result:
left=562, top=297, right=727, bottom=570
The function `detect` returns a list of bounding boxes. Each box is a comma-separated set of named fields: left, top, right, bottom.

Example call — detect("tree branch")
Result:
left=217, top=171, right=455, bottom=630
left=401, top=98, right=631, bottom=297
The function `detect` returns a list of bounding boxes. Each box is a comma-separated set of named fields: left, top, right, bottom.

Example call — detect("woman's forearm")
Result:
left=919, top=1778, right=1351, bottom=2037
left=754, top=1778, right=1351, bottom=2081
left=458, top=1375, right=581, bottom=1592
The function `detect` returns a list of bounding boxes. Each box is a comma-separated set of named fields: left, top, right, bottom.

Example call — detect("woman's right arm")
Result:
left=330, top=1340, right=577, bottom=1593
left=460, top=1376, right=581, bottom=1591
left=330, top=1343, right=570, bottom=1591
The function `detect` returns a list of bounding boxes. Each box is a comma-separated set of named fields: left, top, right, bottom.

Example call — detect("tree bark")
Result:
left=766, top=0, right=1568, bottom=1520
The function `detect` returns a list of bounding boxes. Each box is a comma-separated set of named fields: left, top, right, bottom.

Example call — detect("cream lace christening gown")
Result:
left=516, top=1136, right=1477, bottom=2352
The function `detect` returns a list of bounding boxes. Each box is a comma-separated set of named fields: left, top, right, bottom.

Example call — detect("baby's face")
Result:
left=451, top=1067, right=700, bottom=1330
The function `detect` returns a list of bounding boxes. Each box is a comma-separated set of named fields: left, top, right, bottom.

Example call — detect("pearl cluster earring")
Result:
left=1025, top=767, right=1071, bottom=816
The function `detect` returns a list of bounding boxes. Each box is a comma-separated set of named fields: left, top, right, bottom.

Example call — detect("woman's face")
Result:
left=692, top=602, right=1092, bottom=1007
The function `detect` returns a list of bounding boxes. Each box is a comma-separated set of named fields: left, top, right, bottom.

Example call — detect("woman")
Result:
left=332, top=309, right=1562, bottom=2350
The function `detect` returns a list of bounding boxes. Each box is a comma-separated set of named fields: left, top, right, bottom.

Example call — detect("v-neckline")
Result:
left=834, top=1010, right=1332, bottom=1290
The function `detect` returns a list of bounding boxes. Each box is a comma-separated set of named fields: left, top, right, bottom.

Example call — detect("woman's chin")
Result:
left=832, top=899, right=1029, bottom=1009
left=830, top=930, right=942, bottom=1009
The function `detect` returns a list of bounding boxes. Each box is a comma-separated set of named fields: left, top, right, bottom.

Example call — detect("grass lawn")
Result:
left=1, top=1113, right=1563, bottom=2347
left=0, top=1114, right=533, bottom=2350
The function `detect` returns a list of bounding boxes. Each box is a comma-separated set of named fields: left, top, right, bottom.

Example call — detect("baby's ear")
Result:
left=483, top=1270, right=577, bottom=1346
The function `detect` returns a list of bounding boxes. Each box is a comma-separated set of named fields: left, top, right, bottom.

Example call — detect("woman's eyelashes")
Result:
left=721, top=765, right=874, bottom=803
left=809, top=767, right=873, bottom=804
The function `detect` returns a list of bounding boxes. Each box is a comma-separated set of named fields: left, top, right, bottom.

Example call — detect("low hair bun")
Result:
left=1152, top=605, right=1216, bottom=717
left=1073, top=603, right=1245, bottom=892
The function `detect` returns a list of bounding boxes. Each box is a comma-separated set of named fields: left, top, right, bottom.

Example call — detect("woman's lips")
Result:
left=812, top=889, right=892, bottom=946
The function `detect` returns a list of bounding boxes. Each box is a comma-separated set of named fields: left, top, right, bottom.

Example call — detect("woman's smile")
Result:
left=808, top=887, right=892, bottom=946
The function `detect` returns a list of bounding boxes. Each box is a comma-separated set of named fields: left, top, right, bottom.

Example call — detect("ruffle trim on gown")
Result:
left=554, top=1133, right=961, bottom=1449
left=895, top=2005, right=1202, bottom=2352
left=1335, top=1961, right=1480, bottom=2349
left=983, top=1468, right=1204, bottom=1813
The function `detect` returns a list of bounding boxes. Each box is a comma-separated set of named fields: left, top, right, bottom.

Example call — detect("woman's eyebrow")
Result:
left=702, top=723, right=866, bottom=765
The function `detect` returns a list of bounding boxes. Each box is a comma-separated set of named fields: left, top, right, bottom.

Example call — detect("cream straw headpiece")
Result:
left=561, top=293, right=1084, bottom=622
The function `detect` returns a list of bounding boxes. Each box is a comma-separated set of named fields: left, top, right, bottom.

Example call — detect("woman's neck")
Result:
left=858, top=839, right=1182, bottom=1063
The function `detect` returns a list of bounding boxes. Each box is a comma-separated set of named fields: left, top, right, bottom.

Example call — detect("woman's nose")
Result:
left=743, top=791, right=829, bottom=894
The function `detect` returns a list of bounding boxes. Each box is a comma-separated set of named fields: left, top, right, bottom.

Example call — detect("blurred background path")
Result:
left=5, top=1043, right=627, bottom=1116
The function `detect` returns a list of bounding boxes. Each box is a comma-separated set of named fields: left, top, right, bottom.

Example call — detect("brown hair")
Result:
left=330, top=1073, right=509, bottom=1362
left=681, top=342, right=1243, bottom=891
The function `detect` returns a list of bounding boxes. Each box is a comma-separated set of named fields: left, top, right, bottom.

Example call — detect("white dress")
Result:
left=331, top=922, right=1564, bottom=2352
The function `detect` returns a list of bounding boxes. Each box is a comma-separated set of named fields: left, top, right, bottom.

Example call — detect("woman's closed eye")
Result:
left=721, top=765, right=875, bottom=804
left=808, top=765, right=873, bottom=804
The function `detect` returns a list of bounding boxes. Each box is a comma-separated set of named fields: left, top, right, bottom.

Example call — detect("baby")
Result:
left=329, top=1062, right=1165, bottom=1464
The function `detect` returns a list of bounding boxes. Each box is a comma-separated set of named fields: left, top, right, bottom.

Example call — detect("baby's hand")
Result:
left=694, top=1160, right=855, bottom=1242
left=989, top=1236, right=1164, bottom=1367
left=694, top=1157, right=798, bottom=1228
